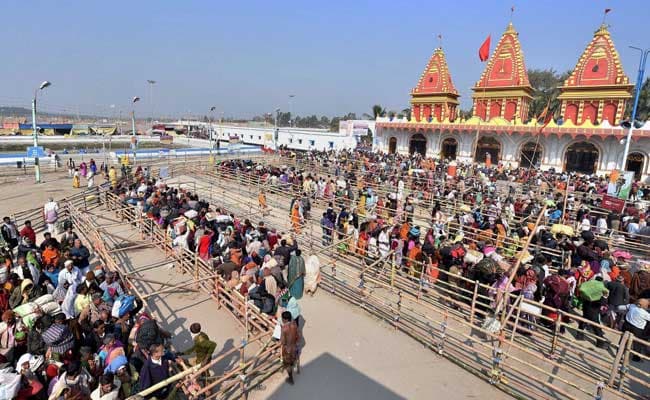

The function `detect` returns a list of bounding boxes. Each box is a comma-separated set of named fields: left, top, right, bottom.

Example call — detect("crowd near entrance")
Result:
left=409, top=133, right=427, bottom=156
left=625, top=152, right=645, bottom=180
left=474, top=136, right=501, bottom=163
left=520, top=141, right=542, bottom=168
left=388, top=137, right=397, bottom=154
left=565, top=141, right=599, bottom=174
left=441, top=137, right=458, bottom=160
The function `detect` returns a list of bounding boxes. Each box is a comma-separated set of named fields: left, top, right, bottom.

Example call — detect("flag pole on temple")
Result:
left=602, top=8, right=611, bottom=25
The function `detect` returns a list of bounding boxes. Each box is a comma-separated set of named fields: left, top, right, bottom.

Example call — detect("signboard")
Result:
left=26, top=146, right=45, bottom=158
left=607, top=171, right=635, bottom=200
left=601, top=194, right=626, bottom=214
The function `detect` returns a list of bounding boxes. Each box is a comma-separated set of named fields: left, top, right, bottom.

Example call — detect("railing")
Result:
left=174, top=160, right=649, bottom=400
left=102, top=190, right=281, bottom=399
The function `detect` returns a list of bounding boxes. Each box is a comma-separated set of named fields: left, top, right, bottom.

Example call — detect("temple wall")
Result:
left=375, top=127, right=650, bottom=180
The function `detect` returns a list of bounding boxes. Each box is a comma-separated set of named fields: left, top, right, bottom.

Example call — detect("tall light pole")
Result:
left=288, top=94, right=295, bottom=127
left=32, top=80, right=51, bottom=183
left=274, top=108, right=280, bottom=150
left=147, top=80, right=156, bottom=126
left=208, top=106, right=216, bottom=162
left=621, top=46, right=650, bottom=171
left=131, top=96, right=140, bottom=166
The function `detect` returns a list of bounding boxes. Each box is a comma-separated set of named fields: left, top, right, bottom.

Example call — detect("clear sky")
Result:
left=1, top=0, right=646, bottom=119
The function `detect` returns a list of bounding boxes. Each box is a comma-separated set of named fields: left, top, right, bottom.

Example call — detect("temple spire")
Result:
left=410, top=46, right=459, bottom=122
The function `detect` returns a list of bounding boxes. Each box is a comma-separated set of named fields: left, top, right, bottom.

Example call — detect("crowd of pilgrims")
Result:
left=221, top=149, right=650, bottom=354
left=0, top=212, right=223, bottom=400
left=0, top=147, right=649, bottom=399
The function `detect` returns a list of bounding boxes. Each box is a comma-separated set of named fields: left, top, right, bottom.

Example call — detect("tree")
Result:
left=329, top=116, right=340, bottom=132
left=625, top=77, right=650, bottom=121
left=362, top=104, right=386, bottom=120
left=527, top=68, right=570, bottom=120
left=401, top=107, right=412, bottom=120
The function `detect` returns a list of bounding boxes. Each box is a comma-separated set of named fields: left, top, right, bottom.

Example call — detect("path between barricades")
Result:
left=82, top=206, right=256, bottom=377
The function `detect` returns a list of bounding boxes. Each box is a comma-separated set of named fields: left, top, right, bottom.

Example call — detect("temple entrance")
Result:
left=626, top=152, right=645, bottom=180
left=388, top=137, right=397, bottom=154
left=565, top=142, right=599, bottom=174
left=520, top=141, right=542, bottom=168
left=475, top=136, right=501, bottom=163
left=409, top=133, right=427, bottom=156
left=441, top=138, right=458, bottom=160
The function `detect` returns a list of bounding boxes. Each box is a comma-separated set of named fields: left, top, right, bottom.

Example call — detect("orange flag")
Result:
left=479, top=35, right=491, bottom=62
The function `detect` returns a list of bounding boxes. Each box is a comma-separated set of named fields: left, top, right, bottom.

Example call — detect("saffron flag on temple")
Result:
left=479, top=35, right=491, bottom=62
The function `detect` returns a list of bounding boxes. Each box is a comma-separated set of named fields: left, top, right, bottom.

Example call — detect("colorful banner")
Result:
left=617, top=171, right=634, bottom=200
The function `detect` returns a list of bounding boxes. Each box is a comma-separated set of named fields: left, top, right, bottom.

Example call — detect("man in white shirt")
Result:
left=623, top=301, right=650, bottom=362
left=58, top=260, right=82, bottom=287
left=43, top=198, right=59, bottom=234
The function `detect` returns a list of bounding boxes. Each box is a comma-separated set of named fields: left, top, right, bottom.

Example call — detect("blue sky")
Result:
left=1, top=0, right=646, bottom=119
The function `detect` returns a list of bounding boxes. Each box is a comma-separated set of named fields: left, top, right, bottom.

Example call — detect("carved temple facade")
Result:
left=374, top=23, right=650, bottom=180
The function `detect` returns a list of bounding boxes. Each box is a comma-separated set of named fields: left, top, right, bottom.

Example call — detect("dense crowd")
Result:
left=112, top=175, right=311, bottom=385
left=222, top=150, right=650, bottom=356
left=0, top=196, right=222, bottom=399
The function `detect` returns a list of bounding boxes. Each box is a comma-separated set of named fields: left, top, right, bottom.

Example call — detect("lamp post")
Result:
left=32, top=80, right=51, bottom=183
left=131, top=96, right=140, bottom=166
left=209, top=106, right=216, bottom=163
left=288, top=94, right=295, bottom=127
left=620, top=46, right=650, bottom=171
left=274, top=108, right=280, bottom=150
left=147, top=80, right=156, bottom=125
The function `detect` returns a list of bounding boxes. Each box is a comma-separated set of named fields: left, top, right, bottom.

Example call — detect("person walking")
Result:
left=43, top=197, right=60, bottom=234
left=280, top=311, right=300, bottom=385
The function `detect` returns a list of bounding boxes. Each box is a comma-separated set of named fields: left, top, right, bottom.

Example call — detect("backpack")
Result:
left=136, top=319, right=162, bottom=349
left=111, top=294, right=136, bottom=318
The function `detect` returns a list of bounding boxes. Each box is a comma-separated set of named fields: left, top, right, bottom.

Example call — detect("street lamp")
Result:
left=208, top=106, right=216, bottom=162
left=32, top=80, right=52, bottom=183
left=620, top=46, right=650, bottom=171
left=147, top=80, right=156, bottom=125
left=288, top=94, right=295, bottom=127
left=274, top=108, right=280, bottom=150
left=131, top=96, right=140, bottom=166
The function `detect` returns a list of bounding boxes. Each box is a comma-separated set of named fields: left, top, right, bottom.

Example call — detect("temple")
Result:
left=410, top=47, right=459, bottom=124
left=472, top=23, right=532, bottom=123
left=374, top=22, right=650, bottom=180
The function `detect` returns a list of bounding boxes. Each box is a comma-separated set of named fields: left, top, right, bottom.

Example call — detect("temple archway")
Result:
left=388, top=137, right=397, bottom=154
left=565, top=141, right=599, bottom=174
left=441, top=137, right=458, bottom=160
left=520, top=141, right=543, bottom=168
left=475, top=136, right=501, bottom=163
left=409, top=133, right=427, bottom=156
left=625, top=152, right=645, bottom=180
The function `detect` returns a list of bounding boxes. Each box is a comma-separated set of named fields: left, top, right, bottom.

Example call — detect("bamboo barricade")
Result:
left=100, top=191, right=282, bottom=399
left=81, top=157, right=649, bottom=399
left=184, top=159, right=650, bottom=400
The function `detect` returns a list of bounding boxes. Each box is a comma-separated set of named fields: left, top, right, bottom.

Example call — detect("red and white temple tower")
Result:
left=472, top=23, right=533, bottom=123
left=410, top=47, right=459, bottom=123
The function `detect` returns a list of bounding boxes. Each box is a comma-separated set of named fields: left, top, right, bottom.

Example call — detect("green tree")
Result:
left=401, top=107, right=411, bottom=120
left=363, top=104, right=386, bottom=119
left=329, top=116, right=340, bottom=131
left=625, top=77, right=650, bottom=121
left=527, top=68, right=570, bottom=120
